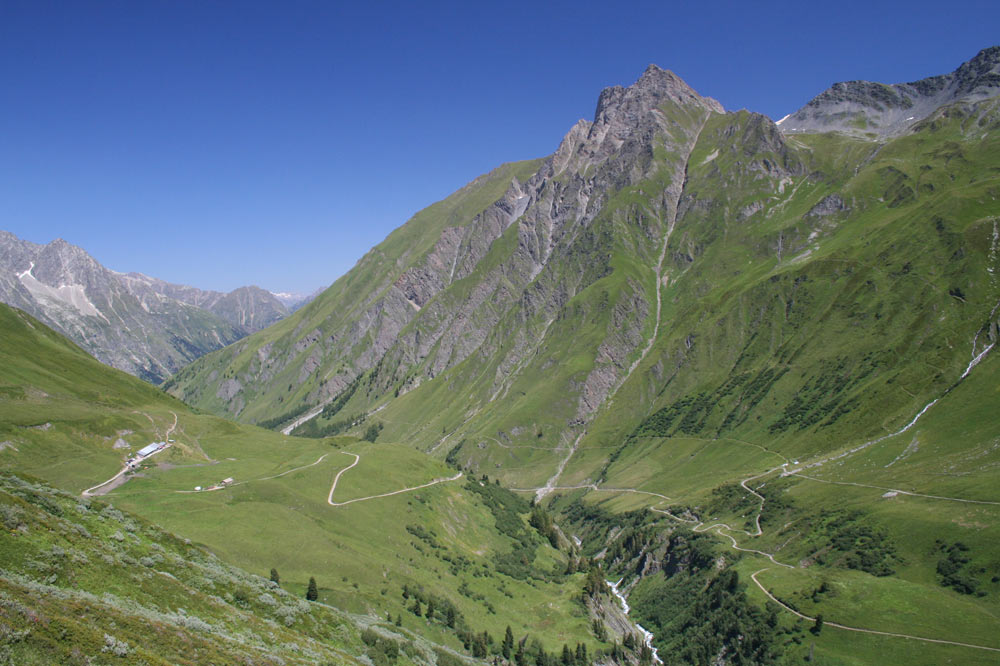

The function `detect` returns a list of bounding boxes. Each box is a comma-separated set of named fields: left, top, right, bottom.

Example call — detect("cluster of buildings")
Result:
left=126, top=441, right=168, bottom=469
left=194, top=477, right=234, bottom=492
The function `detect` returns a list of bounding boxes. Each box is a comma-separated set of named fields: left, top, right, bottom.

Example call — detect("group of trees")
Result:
left=269, top=568, right=320, bottom=601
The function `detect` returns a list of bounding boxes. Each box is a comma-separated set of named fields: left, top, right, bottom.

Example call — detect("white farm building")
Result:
left=137, top=442, right=166, bottom=458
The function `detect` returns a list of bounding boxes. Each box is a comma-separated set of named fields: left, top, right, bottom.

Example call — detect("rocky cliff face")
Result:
left=778, top=46, right=1000, bottom=137
left=0, top=232, right=288, bottom=383
left=168, top=65, right=724, bottom=429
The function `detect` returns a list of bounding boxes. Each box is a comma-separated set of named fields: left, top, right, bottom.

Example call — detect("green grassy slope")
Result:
left=0, top=473, right=371, bottom=665
left=0, top=302, right=604, bottom=661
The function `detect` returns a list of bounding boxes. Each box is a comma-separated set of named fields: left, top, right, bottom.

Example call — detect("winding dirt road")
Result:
left=326, top=451, right=462, bottom=506
left=750, top=569, right=1000, bottom=653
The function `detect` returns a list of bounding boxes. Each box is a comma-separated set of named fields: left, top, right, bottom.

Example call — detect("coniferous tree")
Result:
left=473, top=633, right=487, bottom=658
left=584, top=566, right=605, bottom=597
left=270, top=568, right=280, bottom=585
left=411, top=599, right=422, bottom=616
left=426, top=598, right=436, bottom=620
left=446, top=606, right=456, bottom=628
left=395, top=614, right=403, bottom=627
left=515, top=639, right=527, bottom=666
left=503, top=626, right=514, bottom=659
left=306, top=576, right=318, bottom=601
left=561, top=644, right=573, bottom=666
left=591, top=619, right=607, bottom=642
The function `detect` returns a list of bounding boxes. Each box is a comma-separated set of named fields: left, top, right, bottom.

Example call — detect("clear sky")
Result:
left=2, top=1, right=997, bottom=294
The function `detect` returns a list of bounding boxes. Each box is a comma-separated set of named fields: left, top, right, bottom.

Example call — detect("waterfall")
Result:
left=607, top=578, right=662, bottom=664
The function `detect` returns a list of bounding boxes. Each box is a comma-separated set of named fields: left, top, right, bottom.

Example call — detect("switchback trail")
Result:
left=750, top=569, right=1000, bottom=653
left=327, top=451, right=463, bottom=507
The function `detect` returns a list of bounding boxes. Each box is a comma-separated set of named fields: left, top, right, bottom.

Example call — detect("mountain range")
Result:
left=170, top=47, right=1000, bottom=471
left=0, top=231, right=296, bottom=383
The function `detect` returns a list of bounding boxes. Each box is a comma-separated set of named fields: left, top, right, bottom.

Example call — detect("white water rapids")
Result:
left=607, top=578, right=662, bottom=664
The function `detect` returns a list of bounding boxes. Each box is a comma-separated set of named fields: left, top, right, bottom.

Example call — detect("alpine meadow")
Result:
left=3, top=46, right=1000, bottom=666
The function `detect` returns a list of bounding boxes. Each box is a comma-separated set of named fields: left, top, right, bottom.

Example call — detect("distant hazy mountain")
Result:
left=269, top=287, right=325, bottom=312
left=0, top=231, right=288, bottom=383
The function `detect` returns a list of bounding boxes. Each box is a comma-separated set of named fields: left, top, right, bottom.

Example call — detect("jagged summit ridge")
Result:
left=779, top=46, right=1000, bottom=138
left=552, top=65, right=722, bottom=179
left=595, top=64, right=724, bottom=124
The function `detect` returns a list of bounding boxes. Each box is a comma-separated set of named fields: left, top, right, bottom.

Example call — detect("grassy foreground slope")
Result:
left=0, top=473, right=370, bottom=665
left=0, top=303, right=603, bottom=662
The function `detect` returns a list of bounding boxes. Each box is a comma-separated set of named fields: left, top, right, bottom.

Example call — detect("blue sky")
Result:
left=2, top=1, right=997, bottom=294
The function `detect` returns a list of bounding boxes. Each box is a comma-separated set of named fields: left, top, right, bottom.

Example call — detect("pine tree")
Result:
left=561, top=644, right=573, bottom=666
left=411, top=599, right=422, bottom=616
left=395, top=614, right=403, bottom=627
left=811, top=614, right=824, bottom=635
left=446, top=606, right=456, bottom=628
left=425, top=598, right=436, bottom=620
left=503, top=626, right=514, bottom=659
left=269, top=568, right=280, bottom=585
left=515, top=639, right=526, bottom=666
left=584, top=566, right=605, bottom=597
left=473, top=633, right=487, bottom=658
left=575, top=643, right=586, bottom=666
left=591, top=619, right=607, bottom=642
left=306, top=576, right=318, bottom=601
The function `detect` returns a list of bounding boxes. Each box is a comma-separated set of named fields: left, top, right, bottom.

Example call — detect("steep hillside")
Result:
left=169, top=51, right=999, bottom=489
left=167, top=64, right=724, bottom=436
left=0, top=232, right=288, bottom=383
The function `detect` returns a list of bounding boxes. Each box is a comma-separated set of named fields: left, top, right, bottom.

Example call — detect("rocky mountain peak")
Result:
left=951, top=45, right=1000, bottom=96
left=550, top=65, right=723, bottom=180
left=594, top=64, right=723, bottom=129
